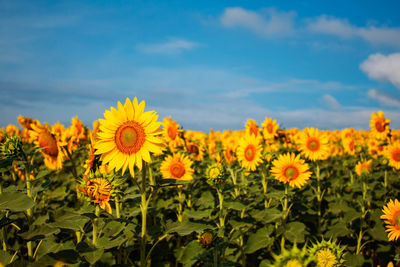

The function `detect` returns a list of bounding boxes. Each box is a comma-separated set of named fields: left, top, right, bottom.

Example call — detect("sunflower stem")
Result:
left=92, top=205, right=100, bottom=246
left=228, top=168, right=239, bottom=198
left=261, top=164, right=269, bottom=208
left=316, top=163, right=322, bottom=236
left=0, top=178, right=6, bottom=252
left=22, top=151, right=33, bottom=259
left=281, top=183, right=289, bottom=250
left=115, top=196, right=121, bottom=219
left=177, top=187, right=184, bottom=222
left=140, top=161, right=148, bottom=267
left=217, top=187, right=225, bottom=228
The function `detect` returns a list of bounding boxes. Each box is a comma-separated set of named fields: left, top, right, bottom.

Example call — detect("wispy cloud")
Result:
left=367, top=88, right=400, bottom=108
left=306, top=15, right=400, bottom=47
left=137, top=38, right=201, bottom=54
left=220, top=7, right=296, bottom=37
left=319, top=94, right=341, bottom=110
left=360, top=53, right=400, bottom=89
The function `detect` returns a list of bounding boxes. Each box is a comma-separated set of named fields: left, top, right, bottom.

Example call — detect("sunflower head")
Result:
left=206, top=163, right=225, bottom=185
left=270, top=153, right=312, bottom=189
left=268, top=244, right=313, bottom=267
left=385, top=144, right=400, bottom=170
left=309, top=239, right=346, bottom=267
left=299, top=128, right=330, bottom=161
left=77, top=170, right=125, bottom=215
left=94, top=98, right=163, bottom=178
left=237, top=133, right=263, bottom=171
left=355, top=159, right=372, bottom=176
left=370, top=111, right=390, bottom=140
left=160, top=153, right=194, bottom=181
left=381, top=199, right=400, bottom=241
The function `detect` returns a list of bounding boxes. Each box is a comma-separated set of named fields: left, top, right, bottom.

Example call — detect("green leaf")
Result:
left=344, top=253, right=365, bottom=266
left=183, top=209, right=212, bottom=220
left=225, top=201, right=246, bottom=211
left=0, top=192, right=35, bottom=212
left=250, top=208, right=282, bottom=224
left=51, top=212, right=89, bottom=232
left=81, top=248, right=104, bottom=264
left=0, top=250, right=13, bottom=265
left=325, top=222, right=350, bottom=238
left=284, top=222, right=307, bottom=243
left=166, top=220, right=214, bottom=236
left=244, top=226, right=274, bottom=254
left=35, top=237, right=62, bottom=260
left=176, top=240, right=205, bottom=267
left=19, top=225, right=60, bottom=241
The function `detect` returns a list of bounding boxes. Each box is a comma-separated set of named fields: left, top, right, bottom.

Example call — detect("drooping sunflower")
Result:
left=299, top=128, right=330, bottom=161
left=29, top=122, right=66, bottom=170
left=237, top=133, right=263, bottom=171
left=262, top=117, right=279, bottom=140
left=370, top=111, right=390, bottom=140
left=385, top=143, right=400, bottom=170
left=355, top=159, right=372, bottom=176
left=94, top=97, right=163, bottom=177
left=160, top=153, right=194, bottom=181
left=162, top=117, right=184, bottom=152
left=381, top=199, right=400, bottom=241
left=245, top=119, right=261, bottom=138
left=186, top=140, right=205, bottom=161
left=270, top=153, right=312, bottom=188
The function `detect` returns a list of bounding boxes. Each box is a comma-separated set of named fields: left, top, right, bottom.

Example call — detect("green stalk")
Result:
left=357, top=176, right=367, bottom=255
left=22, top=152, right=33, bottom=259
left=280, top=183, right=289, bottom=250
left=0, top=178, right=6, bottom=252
left=140, top=162, right=148, bottom=267
left=217, top=188, right=225, bottom=228
left=261, top=164, right=269, bottom=208
left=177, top=187, right=184, bottom=222
left=316, top=163, right=322, bottom=235
left=228, top=168, right=239, bottom=198
left=92, top=205, right=100, bottom=246
left=115, top=196, right=121, bottom=219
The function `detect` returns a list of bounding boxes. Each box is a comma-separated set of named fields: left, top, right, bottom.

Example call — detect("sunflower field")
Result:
left=0, top=98, right=399, bottom=267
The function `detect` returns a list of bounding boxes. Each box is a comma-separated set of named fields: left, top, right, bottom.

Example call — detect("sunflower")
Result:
left=270, top=153, right=312, bottom=188
left=94, top=98, right=163, bottom=177
left=162, top=117, right=184, bottom=152
left=268, top=244, right=313, bottom=267
left=245, top=119, right=261, bottom=139
left=237, top=133, right=263, bottom=171
left=262, top=117, right=279, bottom=140
left=186, top=140, right=205, bottom=161
left=381, top=199, right=400, bottom=241
left=29, top=122, right=66, bottom=170
left=342, top=137, right=356, bottom=156
left=160, top=153, right=194, bottom=181
left=355, top=159, right=372, bottom=176
left=370, top=111, right=390, bottom=140
left=78, top=175, right=113, bottom=214
left=309, top=239, right=346, bottom=267
left=299, top=128, right=330, bottom=161
left=385, top=143, right=400, bottom=170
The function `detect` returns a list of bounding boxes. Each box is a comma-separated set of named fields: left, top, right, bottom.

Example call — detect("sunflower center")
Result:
left=244, top=145, right=256, bottom=161
left=316, top=249, right=337, bottom=267
left=115, top=121, right=145, bottom=154
left=167, top=126, right=177, bottom=140
left=188, top=144, right=199, bottom=156
left=392, top=149, right=400, bottom=162
left=170, top=162, right=185, bottom=178
left=38, top=131, right=58, bottom=157
left=285, top=259, right=303, bottom=267
left=284, top=166, right=299, bottom=180
left=375, top=120, right=385, bottom=132
left=267, top=124, right=273, bottom=133
left=307, top=138, right=320, bottom=152
left=394, top=214, right=400, bottom=227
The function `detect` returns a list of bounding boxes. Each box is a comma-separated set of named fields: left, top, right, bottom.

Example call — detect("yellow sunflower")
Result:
left=262, top=117, right=279, bottom=140
left=160, top=153, right=194, bottom=181
left=94, top=98, right=163, bottom=177
left=342, top=137, right=356, bottom=156
left=355, top=159, right=372, bottom=176
left=270, top=153, right=312, bottom=188
left=385, top=143, right=400, bottom=170
left=381, top=199, right=400, bottom=241
left=77, top=175, right=114, bottom=214
left=370, top=111, right=390, bottom=140
left=162, top=117, right=184, bottom=152
left=245, top=119, right=262, bottom=140
left=237, top=133, right=263, bottom=171
left=29, top=122, right=66, bottom=170
left=299, top=128, right=330, bottom=161
left=186, top=140, right=205, bottom=161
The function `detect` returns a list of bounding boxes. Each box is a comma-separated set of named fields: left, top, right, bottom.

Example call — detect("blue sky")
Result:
left=1, top=0, right=400, bottom=131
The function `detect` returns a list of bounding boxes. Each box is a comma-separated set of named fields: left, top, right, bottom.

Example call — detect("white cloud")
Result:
left=306, top=15, right=400, bottom=47
left=220, top=7, right=296, bottom=37
left=360, top=53, right=400, bottom=89
left=367, top=89, right=400, bottom=108
left=319, top=94, right=341, bottom=110
left=137, top=39, right=201, bottom=54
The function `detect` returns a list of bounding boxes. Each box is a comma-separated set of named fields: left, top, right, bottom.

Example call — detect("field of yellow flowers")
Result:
left=0, top=97, right=399, bottom=267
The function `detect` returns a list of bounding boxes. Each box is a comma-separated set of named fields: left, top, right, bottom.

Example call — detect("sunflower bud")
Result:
left=0, top=136, right=23, bottom=160
left=198, top=232, right=213, bottom=246
left=206, top=163, right=224, bottom=184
